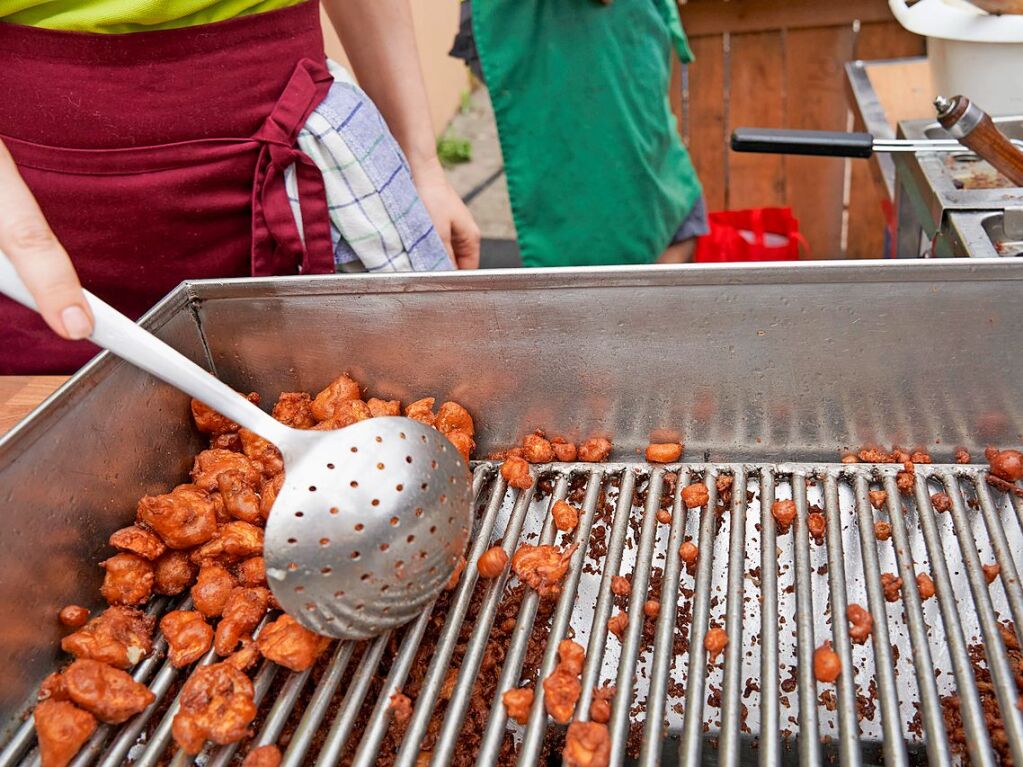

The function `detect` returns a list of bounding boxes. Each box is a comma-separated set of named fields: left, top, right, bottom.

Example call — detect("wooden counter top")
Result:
left=0, top=376, right=68, bottom=437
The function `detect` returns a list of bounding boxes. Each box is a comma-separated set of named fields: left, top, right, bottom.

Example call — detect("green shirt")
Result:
left=0, top=0, right=304, bottom=33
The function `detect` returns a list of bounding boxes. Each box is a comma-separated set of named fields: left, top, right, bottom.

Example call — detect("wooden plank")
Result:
left=680, top=0, right=896, bottom=37
left=782, top=25, right=856, bottom=259
left=685, top=34, right=727, bottom=212
left=726, top=30, right=786, bottom=210
left=846, top=22, right=927, bottom=258
left=0, top=376, right=66, bottom=437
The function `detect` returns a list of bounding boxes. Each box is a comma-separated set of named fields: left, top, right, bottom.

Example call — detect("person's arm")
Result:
left=321, top=0, right=480, bottom=269
left=0, top=140, right=93, bottom=338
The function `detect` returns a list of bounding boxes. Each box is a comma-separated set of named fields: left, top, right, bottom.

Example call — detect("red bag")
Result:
left=694, top=207, right=808, bottom=262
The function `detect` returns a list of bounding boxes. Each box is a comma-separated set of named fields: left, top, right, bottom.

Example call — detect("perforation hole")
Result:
left=354, top=523, right=364, bottom=532
left=350, top=480, right=359, bottom=488
left=399, top=432, right=407, bottom=440
left=380, top=543, right=390, bottom=552
left=407, top=534, right=416, bottom=543
left=295, top=585, right=304, bottom=593
left=329, top=507, right=339, bottom=515
left=294, top=511, right=304, bottom=518
left=396, top=483, right=404, bottom=492
left=306, top=603, right=316, bottom=611
left=288, top=562, right=298, bottom=571
left=308, top=486, right=317, bottom=492
left=375, top=436, right=383, bottom=444
left=390, top=517, right=400, bottom=526
left=334, top=590, right=345, bottom=599
left=321, top=566, right=332, bottom=575
left=372, top=499, right=380, bottom=507
left=327, top=463, right=335, bottom=470
left=287, top=537, right=297, bottom=544
left=320, top=538, right=330, bottom=546
left=406, top=456, right=413, bottom=464
left=350, top=447, right=358, bottom=453
left=351, top=551, right=361, bottom=560
left=415, top=508, right=424, bottom=518
left=361, top=573, right=371, bottom=581
left=377, top=463, right=385, bottom=470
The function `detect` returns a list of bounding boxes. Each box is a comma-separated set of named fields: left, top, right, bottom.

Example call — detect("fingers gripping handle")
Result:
left=0, top=249, right=292, bottom=449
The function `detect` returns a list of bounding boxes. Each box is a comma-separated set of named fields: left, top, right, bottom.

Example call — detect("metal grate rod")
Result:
left=280, top=641, right=355, bottom=767
left=757, top=470, right=780, bottom=767
left=607, top=469, right=664, bottom=765
left=393, top=469, right=512, bottom=767
left=717, top=469, right=749, bottom=767
left=973, top=477, right=1023, bottom=644
left=908, top=472, right=996, bottom=767
left=473, top=473, right=572, bottom=765
left=250, top=667, right=314, bottom=750
left=637, top=468, right=688, bottom=766
left=850, top=473, right=911, bottom=767
left=821, top=471, right=863, bottom=767
left=791, top=471, right=822, bottom=766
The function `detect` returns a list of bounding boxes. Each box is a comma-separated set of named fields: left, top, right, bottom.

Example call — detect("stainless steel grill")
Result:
left=3, top=458, right=1023, bottom=766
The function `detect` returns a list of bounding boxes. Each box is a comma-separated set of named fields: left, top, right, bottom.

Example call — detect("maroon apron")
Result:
left=0, top=0, right=335, bottom=374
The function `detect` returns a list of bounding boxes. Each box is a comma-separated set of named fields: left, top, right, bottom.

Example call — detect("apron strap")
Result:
left=251, top=57, right=334, bottom=277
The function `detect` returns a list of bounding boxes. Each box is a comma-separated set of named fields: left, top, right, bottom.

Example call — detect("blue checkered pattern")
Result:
left=285, top=64, right=453, bottom=273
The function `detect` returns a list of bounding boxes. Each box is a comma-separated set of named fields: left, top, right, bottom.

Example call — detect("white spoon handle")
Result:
left=0, top=249, right=293, bottom=448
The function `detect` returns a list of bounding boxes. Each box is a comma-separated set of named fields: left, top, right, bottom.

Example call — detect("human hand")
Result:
left=413, top=160, right=481, bottom=270
left=0, top=140, right=93, bottom=339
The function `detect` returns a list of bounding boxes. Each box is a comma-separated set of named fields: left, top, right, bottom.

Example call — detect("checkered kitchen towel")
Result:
left=285, top=62, right=454, bottom=273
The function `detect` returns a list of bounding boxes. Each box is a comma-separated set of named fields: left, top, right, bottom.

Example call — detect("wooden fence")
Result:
left=673, top=0, right=925, bottom=259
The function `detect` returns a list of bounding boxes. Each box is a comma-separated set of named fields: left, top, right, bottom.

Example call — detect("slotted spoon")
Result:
left=0, top=251, right=472, bottom=640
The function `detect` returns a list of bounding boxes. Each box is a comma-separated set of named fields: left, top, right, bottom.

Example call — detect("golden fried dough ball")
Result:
left=607, top=612, right=628, bottom=640
left=367, top=398, right=401, bottom=418
left=256, top=615, right=331, bottom=672
left=522, top=434, right=555, bottom=464
left=99, top=554, right=154, bottom=606
left=214, top=587, right=271, bottom=656
left=577, top=438, right=612, bottom=463
left=192, top=564, right=236, bottom=618
left=511, top=544, right=574, bottom=598
left=880, top=573, right=902, bottom=602
left=557, top=639, right=585, bottom=676
left=610, top=576, right=630, bottom=597
left=477, top=547, right=509, bottom=579
left=704, top=627, right=728, bottom=662
left=153, top=550, right=198, bottom=596
left=404, top=397, right=437, bottom=427
left=814, top=641, right=841, bottom=683
left=445, top=430, right=474, bottom=464
left=563, top=721, right=611, bottom=767
left=500, top=456, right=532, bottom=490
left=60, top=607, right=154, bottom=670
left=217, top=470, right=261, bottom=524
left=190, top=394, right=258, bottom=437
left=542, top=668, right=581, bottom=724
left=108, top=525, right=166, bottom=561
left=551, top=500, right=579, bottom=532
left=551, top=438, right=577, bottom=462
left=846, top=604, right=873, bottom=645
left=436, top=402, right=474, bottom=436
left=272, top=392, right=316, bottom=429
left=242, top=745, right=282, bottom=767
left=58, top=606, right=90, bottom=629
left=63, top=659, right=155, bottom=724
left=192, top=521, right=264, bottom=563
left=917, top=572, right=936, bottom=600
left=236, top=556, right=266, bottom=587
left=310, top=374, right=362, bottom=422
left=239, top=428, right=283, bottom=478
left=645, top=442, right=683, bottom=463
left=34, top=699, right=97, bottom=767
left=191, top=450, right=261, bottom=492
left=161, top=610, right=214, bottom=668
left=172, top=662, right=257, bottom=754
left=771, top=500, right=796, bottom=533
left=681, top=483, right=709, bottom=509
left=502, top=687, right=533, bottom=725
left=137, top=484, right=219, bottom=550
left=313, top=399, right=371, bottom=430
left=260, top=474, right=284, bottom=520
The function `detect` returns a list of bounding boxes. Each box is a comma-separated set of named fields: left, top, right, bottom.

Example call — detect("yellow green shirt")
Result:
left=0, top=0, right=304, bottom=33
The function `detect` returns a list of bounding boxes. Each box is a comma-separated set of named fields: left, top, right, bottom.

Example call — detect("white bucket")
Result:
left=889, top=0, right=1023, bottom=116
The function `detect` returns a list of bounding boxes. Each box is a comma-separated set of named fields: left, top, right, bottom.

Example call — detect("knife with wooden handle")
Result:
left=935, top=94, right=1023, bottom=187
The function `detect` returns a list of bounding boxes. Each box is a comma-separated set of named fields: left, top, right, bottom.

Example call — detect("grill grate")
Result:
left=4, top=460, right=1023, bottom=766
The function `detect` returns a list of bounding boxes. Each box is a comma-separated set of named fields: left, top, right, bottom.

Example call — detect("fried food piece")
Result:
left=193, top=521, right=264, bottom=563
left=191, top=449, right=261, bottom=492
left=59, top=606, right=89, bottom=629
left=210, top=433, right=242, bottom=452
left=172, top=662, right=257, bottom=754
left=238, top=428, right=283, bottom=478
left=895, top=464, right=916, bottom=496
left=445, top=555, right=467, bottom=590
left=502, top=687, right=534, bottom=725
left=807, top=512, right=826, bottom=543
left=551, top=438, right=577, bottom=462
left=987, top=448, right=1023, bottom=482
left=645, top=442, right=683, bottom=463
left=109, top=525, right=166, bottom=561
left=771, top=500, right=796, bottom=533
left=931, top=492, right=953, bottom=512
left=500, top=456, right=532, bottom=490
left=983, top=563, right=1001, bottom=584
left=310, top=373, right=362, bottom=422
left=522, top=434, right=555, bottom=464
left=389, top=693, right=413, bottom=724
left=511, top=544, right=575, bottom=598
left=215, top=587, right=271, bottom=656
left=137, top=484, right=219, bottom=549
left=955, top=447, right=971, bottom=464
left=840, top=454, right=858, bottom=464
left=563, top=721, right=611, bottom=767
left=192, top=564, right=236, bottom=618
left=558, top=639, right=585, bottom=676
left=242, top=745, right=282, bottom=767
left=814, top=641, right=841, bottom=683
left=61, top=607, right=154, bottom=670
left=589, top=687, right=614, bottom=724
left=552, top=499, right=579, bottom=532
left=260, top=474, right=284, bottom=520
left=256, top=615, right=331, bottom=672
left=216, top=470, right=262, bottom=524
left=237, top=556, right=266, bottom=587
left=681, top=483, right=709, bottom=509
left=917, top=572, right=936, bottom=600
left=445, top=429, right=475, bottom=464
left=542, top=668, right=581, bottom=724
left=705, top=627, right=728, bottom=662
left=35, top=699, right=97, bottom=767
left=847, top=604, right=873, bottom=645
left=313, top=398, right=371, bottom=430
left=161, top=611, right=213, bottom=668
left=607, top=612, right=628, bottom=640
left=858, top=447, right=890, bottom=463
left=436, top=402, right=474, bottom=436
left=367, top=398, right=401, bottom=418
left=404, top=397, right=436, bottom=427
left=716, top=474, right=734, bottom=503
left=656, top=509, right=671, bottom=524
left=100, top=554, right=154, bottom=606
left=191, top=394, right=258, bottom=437
left=477, top=547, right=509, bottom=578
left=643, top=600, right=660, bottom=619
left=153, top=550, right=198, bottom=595
left=225, top=637, right=262, bottom=672
left=880, top=573, right=902, bottom=602
left=910, top=450, right=932, bottom=464
left=610, top=575, right=630, bottom=597
left=679, top=541, right=699, bottom=573
left=874, top=521, right=892, bottom=541
left=577, top=437, right=612, bottom=462
left=63, top=659, right=155, bottom=724
left=272, top=392, right=316, bottom=429
left=868, top=491, right=887, bottom=510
